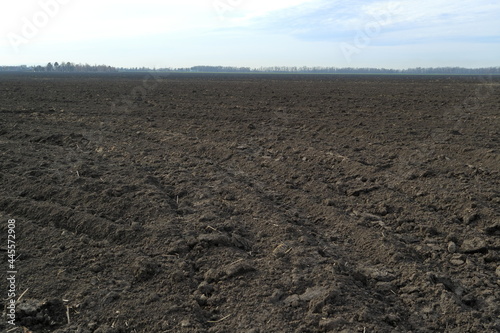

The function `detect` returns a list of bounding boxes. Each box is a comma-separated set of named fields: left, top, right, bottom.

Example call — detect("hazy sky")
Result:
left=1, top=0, right=499, bottom=68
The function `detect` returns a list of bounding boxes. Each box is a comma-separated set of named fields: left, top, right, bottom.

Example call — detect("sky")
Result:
left=0, top=0, right=499, bottom=69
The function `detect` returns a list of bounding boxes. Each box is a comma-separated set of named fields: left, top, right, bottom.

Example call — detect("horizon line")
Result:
left=1, top=63, right=500, bottom=71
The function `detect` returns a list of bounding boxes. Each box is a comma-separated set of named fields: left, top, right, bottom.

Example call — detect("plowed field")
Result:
left=1, top=73, right=499, bottom=332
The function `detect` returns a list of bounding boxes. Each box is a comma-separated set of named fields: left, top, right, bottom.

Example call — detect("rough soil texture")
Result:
left=1, top=73, right=499, bottom=333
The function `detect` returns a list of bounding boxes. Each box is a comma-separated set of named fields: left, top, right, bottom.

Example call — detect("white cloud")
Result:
left=1, top=0, right=318, bottom=46
left=379, top=0, right=498, bottom=25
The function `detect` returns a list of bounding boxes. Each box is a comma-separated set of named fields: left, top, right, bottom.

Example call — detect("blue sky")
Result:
left=1, top=0, right=499, bottom=68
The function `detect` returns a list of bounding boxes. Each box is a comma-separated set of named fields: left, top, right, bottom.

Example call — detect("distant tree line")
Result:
left=1, top=64, right=499, bottom=75
left=0, top=62, right=117, bottom=72
left=163, top=66, right=500, bottom=75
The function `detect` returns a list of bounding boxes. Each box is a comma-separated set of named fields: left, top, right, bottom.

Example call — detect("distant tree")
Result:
left=46, top=62, right=53, bottom=71
left=66, top=62, right=75, bottom=72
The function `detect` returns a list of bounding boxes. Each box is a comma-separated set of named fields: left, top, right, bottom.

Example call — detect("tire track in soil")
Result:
left=179, top=115, right=443, bottom=331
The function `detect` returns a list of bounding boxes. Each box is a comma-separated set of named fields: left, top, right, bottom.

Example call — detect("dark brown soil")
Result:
left=1, top=73, right=499, bottom=333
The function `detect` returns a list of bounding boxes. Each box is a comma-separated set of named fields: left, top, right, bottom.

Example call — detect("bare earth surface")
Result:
left=1, top=73, right=499, bottom=333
